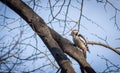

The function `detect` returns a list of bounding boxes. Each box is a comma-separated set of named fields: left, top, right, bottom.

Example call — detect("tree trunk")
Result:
left=0, top=0, right=96, bottom=73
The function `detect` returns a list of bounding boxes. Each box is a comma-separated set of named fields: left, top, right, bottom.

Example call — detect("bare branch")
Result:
left=98, top=55, right=120, bottom=73
left=63, top=0, right=71, bottom=34
left=87, top=41, right=120, bottom=55
left=78, top=0, right=84, bottom=32
left=48, top=0, right=65, bottom=24
left=0, top=0, right=75, bottom=72
left=102, top=0, right=120, bottom=31
left=91, top=33, right=109, bottom=45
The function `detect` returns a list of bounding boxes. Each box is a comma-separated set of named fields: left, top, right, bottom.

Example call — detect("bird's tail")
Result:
left=87, top=48, right=90, bottom=53
left=86, top=46, right=90, bottom=53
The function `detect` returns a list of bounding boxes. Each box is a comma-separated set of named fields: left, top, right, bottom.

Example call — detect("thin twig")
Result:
left=78, top=0, right=84, bottom=32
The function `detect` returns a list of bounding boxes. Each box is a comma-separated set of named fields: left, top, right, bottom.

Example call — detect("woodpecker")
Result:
left=71, top=29, right=89, bottom=58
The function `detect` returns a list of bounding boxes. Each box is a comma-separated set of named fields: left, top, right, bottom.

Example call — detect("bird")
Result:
left=71, top=29, right=90, bottom=58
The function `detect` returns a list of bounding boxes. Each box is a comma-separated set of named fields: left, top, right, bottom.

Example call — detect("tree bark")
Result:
left=49, top=28, right=96, bottom=73
left=0, top=0, right=75, bottom=73
left=0, top=0, right=96, bottom=73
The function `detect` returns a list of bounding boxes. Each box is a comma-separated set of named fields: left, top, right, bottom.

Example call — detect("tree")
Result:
left=0, top=0, right=120, bottom=73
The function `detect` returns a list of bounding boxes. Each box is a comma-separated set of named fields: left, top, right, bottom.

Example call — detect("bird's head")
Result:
left=71, top=29, right=78, bottom=37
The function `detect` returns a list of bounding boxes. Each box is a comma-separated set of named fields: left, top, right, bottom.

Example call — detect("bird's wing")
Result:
left=78, top=34, right=87, bottom=45
left=78, top=34, right=90, bottom=52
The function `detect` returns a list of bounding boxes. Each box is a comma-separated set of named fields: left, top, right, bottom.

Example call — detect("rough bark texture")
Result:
left=0, top=0, right=96, bottom=73
left=50, top=29, right=96, bottom=73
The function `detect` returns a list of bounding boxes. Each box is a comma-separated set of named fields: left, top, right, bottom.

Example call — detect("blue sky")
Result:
left=0, top=0, right=120, bottom=73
